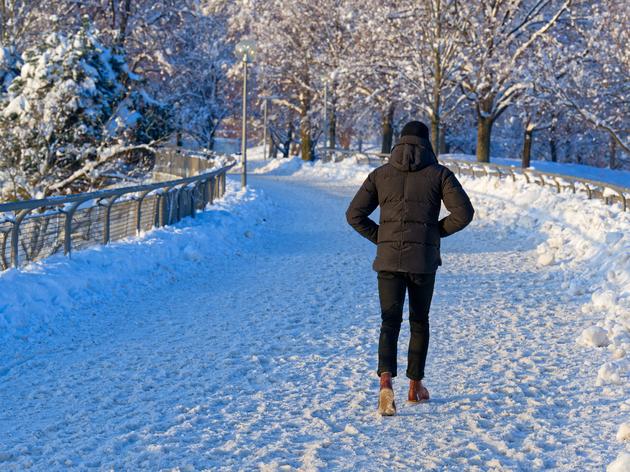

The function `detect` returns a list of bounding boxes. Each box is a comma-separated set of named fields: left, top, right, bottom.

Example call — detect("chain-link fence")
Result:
left=0, top=153, right=233, bottom=270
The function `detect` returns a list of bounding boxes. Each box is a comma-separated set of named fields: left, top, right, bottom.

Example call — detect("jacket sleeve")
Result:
left=439, top=168, right=475, bottom=237
left=345, top=170, right=379, bottom=244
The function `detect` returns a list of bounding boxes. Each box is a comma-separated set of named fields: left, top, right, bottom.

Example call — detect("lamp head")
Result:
left=235, top=39, right=256, bottom=63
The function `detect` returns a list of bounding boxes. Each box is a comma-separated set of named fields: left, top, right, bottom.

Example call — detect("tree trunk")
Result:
left=476, top=112, right=493, bottom=163
left=381, top=105, right=395, bottom=154
left=549, top=114, right=557, bottom=162
left=431, top=116, right=440, bottom=157
left=549, top=137, right=557, bottom=162
left=329, top=93, right=337, bottom=150
left=300, top=100, right=312, bottom=161
left=283, top=123, right=294, bottom=158
left=117, top=0, right=132, bottom=46
left=522, top=125, right=533, bottom=168
left=609, top=135, right=617, bottom=169
left=439, top=124, right=447, bottom=154
left=207, top=126, right=215, bottom=150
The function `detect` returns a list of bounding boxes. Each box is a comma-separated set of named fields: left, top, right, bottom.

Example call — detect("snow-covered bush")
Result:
left=0, top=46, right=20, bottom=92
left=0, top=24, right=168, bottom=201
left=109, top=89, right=172, bottom=146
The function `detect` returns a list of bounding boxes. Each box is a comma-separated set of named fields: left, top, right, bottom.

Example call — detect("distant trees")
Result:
left=234, top=0, right=627, bottom=168
left=456, top=0, right=572, bottom=162
left=0, top=0, right=627, bottom=200
left=233, top=0, right=361, bottom=161
left=382, top=0, right=464, bottom=156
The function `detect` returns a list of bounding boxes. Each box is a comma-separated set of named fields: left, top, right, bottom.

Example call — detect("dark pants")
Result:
left=377, top=270, right=436, bottom=380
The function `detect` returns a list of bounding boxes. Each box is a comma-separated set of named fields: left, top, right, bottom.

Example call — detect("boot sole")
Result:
left=378, top=388, right=396, bottom=416
left=406, top=398, right=429, bottom=404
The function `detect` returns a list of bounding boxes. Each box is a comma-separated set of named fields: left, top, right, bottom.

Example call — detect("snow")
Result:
left=577, top=326, right=610, bottom=348
left=0, top=181, right=268, bottom=343
left=607, top=453, right=630, bottom=472
left=617, top=422, right=630, bottom=442
left=1, top=147, right=629, bottom=469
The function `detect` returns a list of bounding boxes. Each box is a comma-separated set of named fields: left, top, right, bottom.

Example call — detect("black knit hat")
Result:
left=401, top=121, right=429, bottom=139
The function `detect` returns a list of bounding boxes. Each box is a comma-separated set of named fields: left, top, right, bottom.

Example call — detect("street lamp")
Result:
left=235, top=39, right=256, bottom=188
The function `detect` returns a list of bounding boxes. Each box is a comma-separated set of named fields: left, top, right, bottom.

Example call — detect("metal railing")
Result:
left=0, top=152, right=234, bottom=270
left=320, top=148, right=629, bottom=211
left=152, top=146, right=233, bottom=179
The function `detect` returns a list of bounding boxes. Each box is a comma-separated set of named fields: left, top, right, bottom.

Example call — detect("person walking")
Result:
left=345, top=120, right=474, bottom=416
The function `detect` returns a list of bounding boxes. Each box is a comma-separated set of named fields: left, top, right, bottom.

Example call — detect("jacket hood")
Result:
left=389, top=135, right=437, bottom=172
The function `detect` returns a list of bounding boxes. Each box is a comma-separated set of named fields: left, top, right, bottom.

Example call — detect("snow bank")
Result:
left=252, top=154, right=370, bottom=184
left=0, top=180, right=269, bottom=344
left=617, top=422, right=630, bottom=442
left=441, top=175, right=630, bottom=388
left=577, top=326, right=610, bottom=347
left=607, top=453, right=630, bottom=472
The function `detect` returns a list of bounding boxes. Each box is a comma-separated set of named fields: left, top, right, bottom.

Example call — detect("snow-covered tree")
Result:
left=552, top=1, right=629, bottom=162
left=232, top=0, right=363, bottom=160
left=0, top=24, right=148, bottom=199
left=0, top=0, right=42, bottom=48
left=457, top=0, right=571, bottom=162
left=339, top=0, right=405, bottom=153
left=374, top=1, right=465, bottom=155
left=168, top=4, right=233, bottom=149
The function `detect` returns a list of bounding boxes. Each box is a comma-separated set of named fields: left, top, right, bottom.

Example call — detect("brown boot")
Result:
left=377, top=372, right=396, bottom=416
left=408, top=379, right=430, bottom=403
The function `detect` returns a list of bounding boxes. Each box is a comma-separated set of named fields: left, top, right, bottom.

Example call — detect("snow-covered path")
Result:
left=0, top=173, right=624, bottom=470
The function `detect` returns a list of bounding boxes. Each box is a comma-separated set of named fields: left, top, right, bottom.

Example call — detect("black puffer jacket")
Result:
left=345, top=135, right=475, bottom=273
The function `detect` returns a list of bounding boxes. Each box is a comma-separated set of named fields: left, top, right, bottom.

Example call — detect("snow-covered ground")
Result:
left=1, top=150, right=629, bottom=470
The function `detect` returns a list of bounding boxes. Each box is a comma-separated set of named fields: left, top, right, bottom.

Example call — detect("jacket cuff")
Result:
left=370, top=226, right=379, bottom=244
left=438, top=220, right=449, bottom=238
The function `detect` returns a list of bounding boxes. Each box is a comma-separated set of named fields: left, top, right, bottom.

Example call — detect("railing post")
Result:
left=189, top=185, right=196, bottom=219
left=584, top=183, right=592, bottom=199
left=136, top=190, right=152, bottom=234
left=202, top=179, right=209, bottom=208
left=101, top=196, right=120, bottom=244
left=552, top=177, right=561, bottom=193
left=173, top=186, right=184, bottom=223
left=159, top=186, right=173, bottom=227
left=62, top=202, right=82, bottom=256
left=10, top=209, right=31, bottom=269
left=508, top=168, right=516, bottom=182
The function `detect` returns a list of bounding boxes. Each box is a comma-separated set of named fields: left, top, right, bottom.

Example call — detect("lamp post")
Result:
left=235, top=39, right=256, bottom=188
left=323, top=81, right=328, bottom=147
left=262, top=97, right=268, bottom=160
